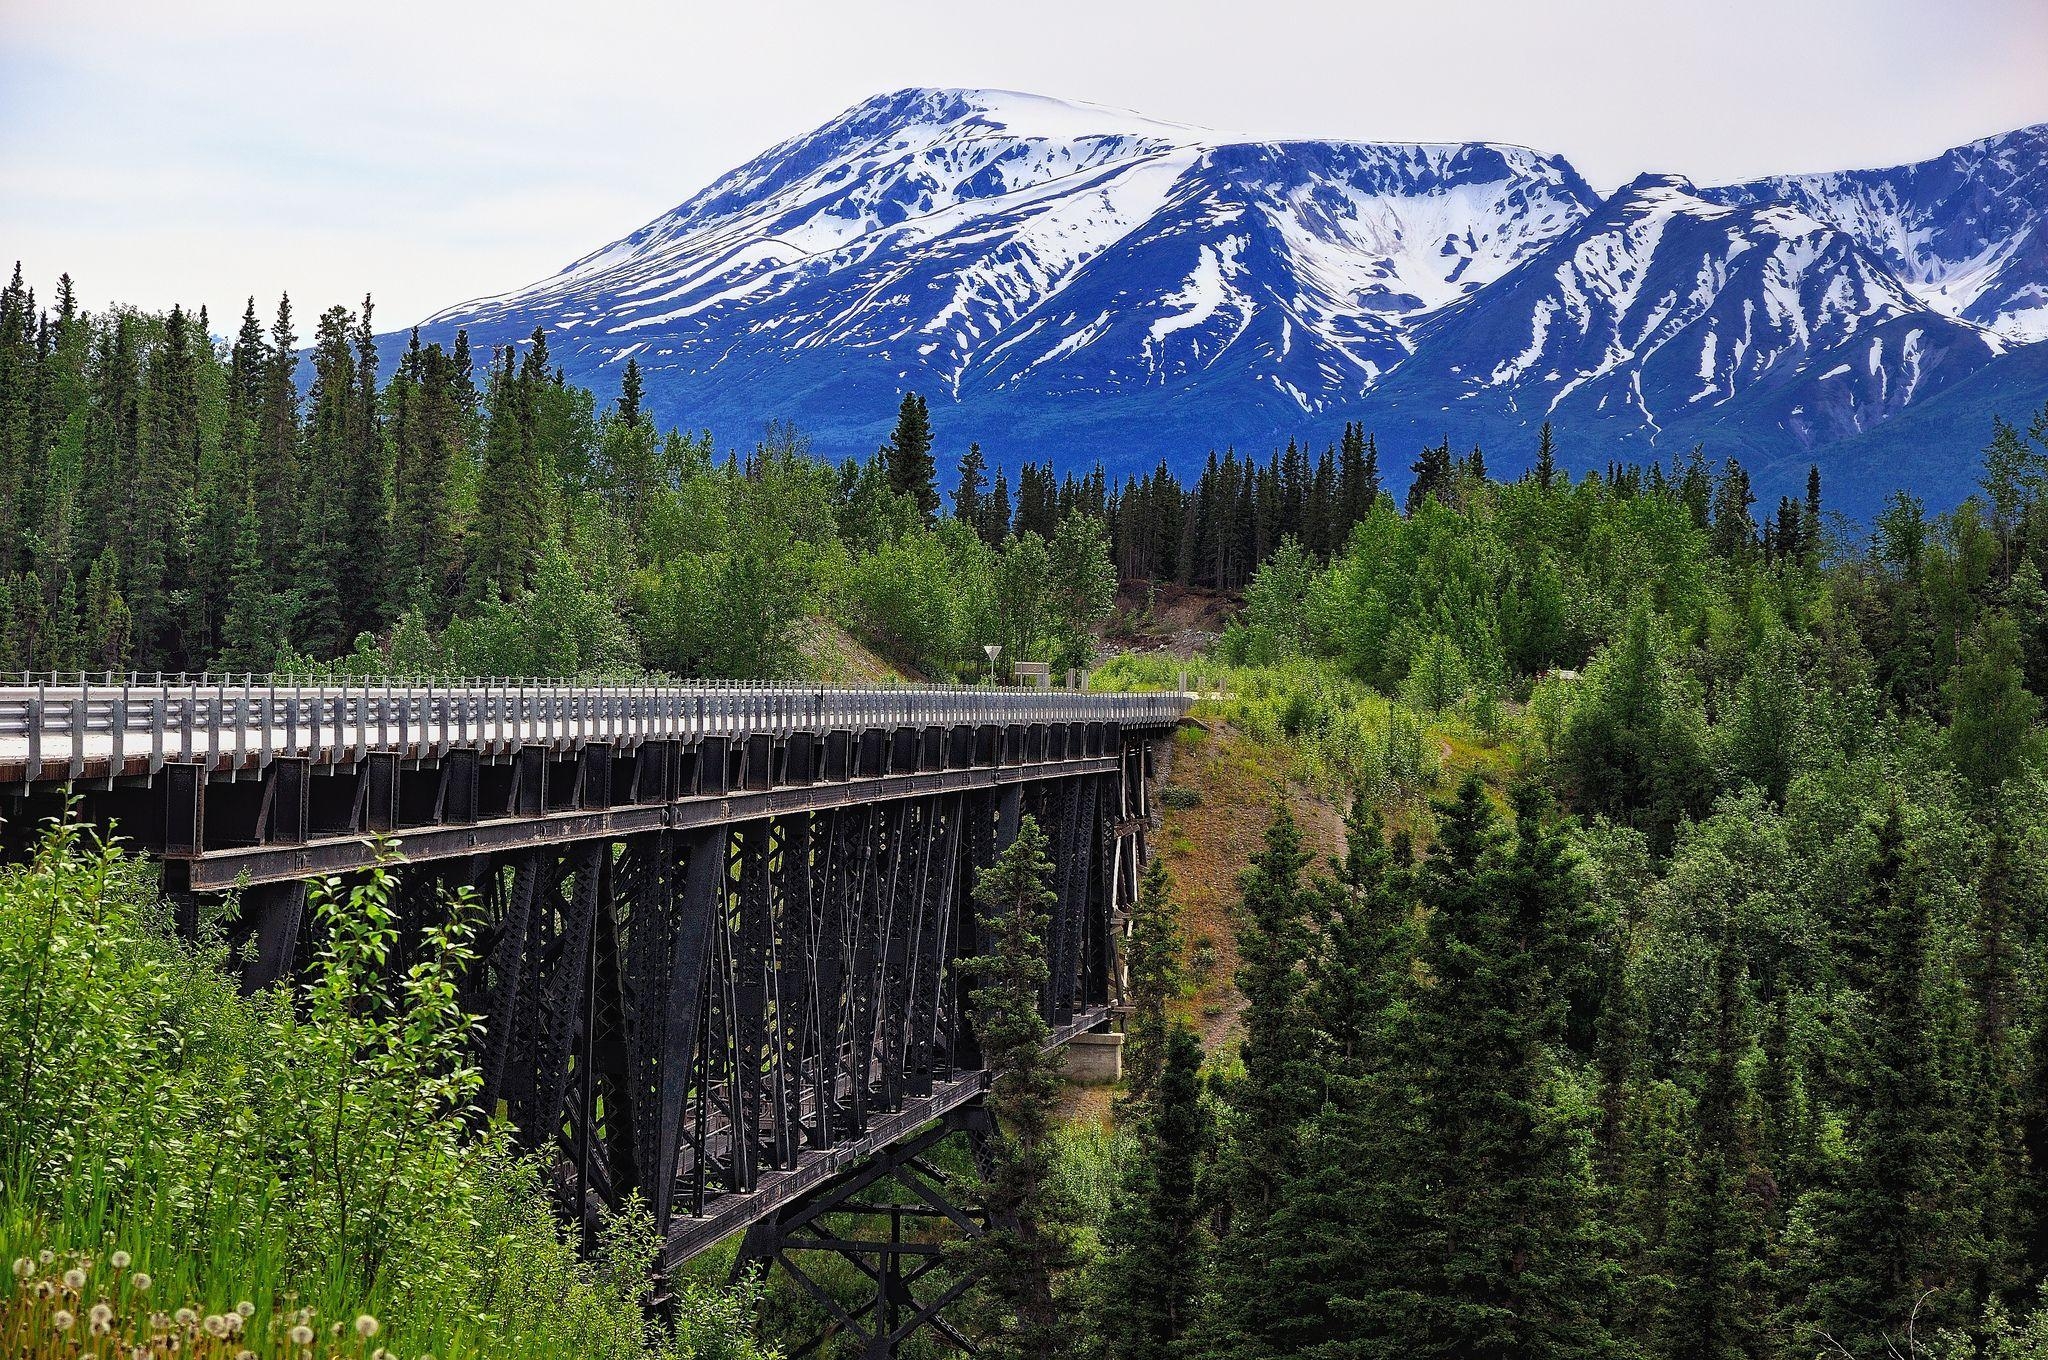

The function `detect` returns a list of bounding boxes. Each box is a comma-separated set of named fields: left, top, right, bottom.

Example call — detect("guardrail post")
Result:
left=25, top=682, right=43, bottom=785
left=68, top=681, right=85, bottom=781
left=110, top=682, right=127, bottom=780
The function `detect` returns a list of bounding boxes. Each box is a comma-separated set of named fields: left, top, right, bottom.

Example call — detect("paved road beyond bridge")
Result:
left=0, top=675, right=1189, bottom=1357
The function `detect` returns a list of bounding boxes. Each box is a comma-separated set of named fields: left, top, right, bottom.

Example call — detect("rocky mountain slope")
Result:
left=408, top=89, right=2048, bottom=512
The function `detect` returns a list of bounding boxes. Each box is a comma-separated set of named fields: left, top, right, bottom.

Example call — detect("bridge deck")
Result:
left=0, top=679, right=1185, bottom=787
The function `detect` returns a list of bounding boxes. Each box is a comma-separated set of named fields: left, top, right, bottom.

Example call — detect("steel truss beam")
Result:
left=184, top=734, right=1158, bottom=1356
left=726, top=1102, right=1007, bottom=1360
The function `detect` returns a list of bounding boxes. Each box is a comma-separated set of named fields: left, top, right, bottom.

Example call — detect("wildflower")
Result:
left=64, top=1266, right=87, bottom=1289
left=90, top=1303, right=114, bottom=1327
left=289, top=1324, right=315, bottom=1345
left=10, top=1257, right=30, bottom=1278
left=204, top=1313, right=230, bottom=1337
left=237, top=1352, right=258, bottom=1360
left=175, top=1307, right=198, bottom=1326
left=131, top=1271, right=152, bottom=1292
left=110, top=1250, right=131, bottom=1269
left=39, top=1248, right=54, bottom=1264
left=34, top=1279, right=56, bottom=1298
left=53, top=1308, right=76, bottom=1331
left=355, top=1312, right=381, bottom=1338
left=236, top=1300, right=255, bottom=1318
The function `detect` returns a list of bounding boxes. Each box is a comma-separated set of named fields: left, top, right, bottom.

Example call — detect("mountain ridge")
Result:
left=404, top=88, right=2048, bottom=515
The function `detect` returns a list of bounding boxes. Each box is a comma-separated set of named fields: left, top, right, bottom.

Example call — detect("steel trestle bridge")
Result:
left=0, top=674, right=1189, bottom=1357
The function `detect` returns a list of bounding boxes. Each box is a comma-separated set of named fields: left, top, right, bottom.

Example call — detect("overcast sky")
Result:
left=4, top=0, right=2045, bottom=331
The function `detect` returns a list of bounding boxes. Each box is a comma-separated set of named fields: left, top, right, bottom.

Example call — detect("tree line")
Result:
left=0, top=270, right=1123, bottom=681
left=1048, top=401, right=2048, bottom=1360
left=0, top=264, right=1851, bottom=688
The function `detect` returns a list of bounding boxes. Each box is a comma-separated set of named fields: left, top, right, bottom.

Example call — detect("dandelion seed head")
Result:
left=34, top=1279, right=56, bottom=1299
left=355, top=1312, right=380, bottom=1338
left=90, top=1303, right=114, bottom=1326
left=289, top=1324, right=314, bottom=1344
left=110, top=1250, right=131, bottom=1269
left=175, top=1306, right=198, bottom=1325
left=64, top=1266, right=87, bottom=1289
left=237, top=1351, right=257, bottom=1360
left=203, top=1313, right=230, bottom=1337
left=236, top=1300, right=255, bottom=1318
left=131, top=1271, right=152, bottom=1291
left=10, top=1257, right=31, bottom=1278
left=38, top=1248, right=54, bottom=1264
left=52, top=1308, right=75, bottom=1331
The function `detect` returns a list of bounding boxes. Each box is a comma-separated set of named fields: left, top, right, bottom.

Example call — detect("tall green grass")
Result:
left=1090, top=654, right=1442, bottom=798
left=0, top=816, right=769, bottom=1360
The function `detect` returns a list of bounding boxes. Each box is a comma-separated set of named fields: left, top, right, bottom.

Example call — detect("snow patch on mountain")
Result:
left=1711, top=123, right=2048, bottom=343
left=401, top=89, right=2048, bottom=513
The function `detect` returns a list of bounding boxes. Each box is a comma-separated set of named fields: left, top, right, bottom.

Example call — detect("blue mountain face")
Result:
left=407, top=89, right=2048, bottom=517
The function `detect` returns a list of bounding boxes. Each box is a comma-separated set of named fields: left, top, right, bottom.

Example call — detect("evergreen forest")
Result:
left=7, top=268, right=2048, bottom=1360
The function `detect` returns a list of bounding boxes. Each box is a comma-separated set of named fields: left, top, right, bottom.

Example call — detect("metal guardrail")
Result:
left=0, top=673, right=1191, bottom=783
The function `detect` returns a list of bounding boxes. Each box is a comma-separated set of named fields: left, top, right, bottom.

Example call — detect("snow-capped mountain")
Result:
left=409, top=89, right=2048, bottom=513
left=1382, top=173, right=2003, bottom=449
left=418, top=89, right=1596, bottom=444
left=1711, top=123, right=2048, bottom=344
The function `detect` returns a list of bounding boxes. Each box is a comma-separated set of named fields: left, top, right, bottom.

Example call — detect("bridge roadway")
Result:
left=0, top=675, right=1188, bottom=1304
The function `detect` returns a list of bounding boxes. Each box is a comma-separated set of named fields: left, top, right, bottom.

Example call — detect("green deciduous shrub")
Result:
left=0, top=815, right=770, bottom=1360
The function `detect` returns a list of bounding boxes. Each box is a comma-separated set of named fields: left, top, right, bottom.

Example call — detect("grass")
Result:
left=0, top=817, right=770, bottom=1360
left=1090, top=648, right=1538, bottom=1064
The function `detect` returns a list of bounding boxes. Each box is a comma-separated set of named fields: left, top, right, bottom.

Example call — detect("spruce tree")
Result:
left=467, top=340, right=551, bottom=601
left=1406, top=438, right=1453, bottom=513
left=1709, top=459, right=1757, bottom=559
left=1535, top=421, right=1558, bottom=491
left=1803, top=465, right=1824, bottom=565
left=1656, top=920, right=1766, bottom=1359
left=1119, top=855, right=1185, bottom=1118
left=336, top=296, right=388, bottom=638
left=133, top=303, right=202, bottom=666
left=1092, top=1025, right=1211, bottom=1360
left=1324, top=778, right=1611, bottom=1359
left=954, top=441, right=989, bottom=528
left=883, top=391, right=939, bottom=521
left=254, top=295, right=301, bottom=582
left=1215, top=803, right=1317, bottom=1232
left=984, top=467, right=1013, bottom=545
left=295, top=304, right=356, bottom=654
left=616, top=354, right=643, bottom=424
left=79, top=548, right=130, bottom=671
left=1797, top=806, right=1970, bottom=1351
left=963, top=816, right=1081, bottom=1360
left=218, top=494, right=278, bottom=672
